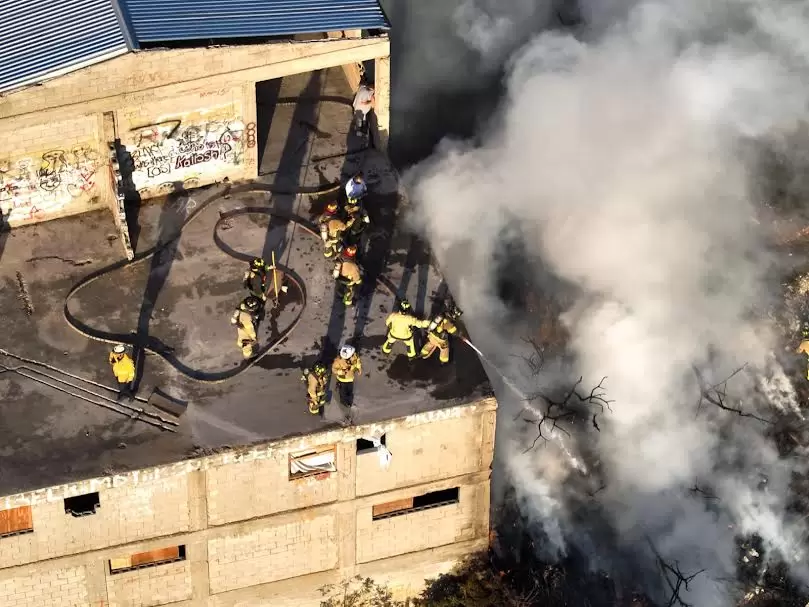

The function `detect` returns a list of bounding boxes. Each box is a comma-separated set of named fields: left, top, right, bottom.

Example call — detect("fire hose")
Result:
left=63, top=96, right=483, bottom=384
left=63, top=96, right=370, bottom=384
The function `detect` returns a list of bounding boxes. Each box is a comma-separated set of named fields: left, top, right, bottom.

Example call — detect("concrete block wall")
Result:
left=117, top=88, right=253, bottom=199
left=0, top=38, right=390, bottom=125
left=206, top=453, right=338, bottom=525
left=356, top=484, right=480, bottom=564
left=106, top=561, right=192, bottom=607
left=0, top=565, right=88, bottom=607
left=0, top=114, right=107, bottom=226
left=208, top=514, right=338, bottom=593
left=355, top=412, right=485, bottom=496
left=0, top=474, right=190, bottom=569
left=0, top=400, right=497, bottom=606
left=0, top=36, right=390, bottom=229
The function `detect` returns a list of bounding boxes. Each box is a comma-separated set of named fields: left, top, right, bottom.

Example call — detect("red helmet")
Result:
left=343, top=244, right=357, bottom=258
left=325, top=202, right=339, bottom=215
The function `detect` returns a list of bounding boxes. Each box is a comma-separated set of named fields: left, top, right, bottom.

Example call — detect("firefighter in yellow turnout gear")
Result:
left=319, top=202, right=348, bottom=259
left=421, top=303, right=462, bottom=364
left=332, top=344, right=362, bottom=407
left=230, top=296, right=261, bottom=359
left=243, top=257, right=270, bottom=301
left=109, top=344, right=136, bottom=401
left=332, top=245, right=363, bottom=306
left=303, top=362, right=329, bottom=415
left=797, top=324, right=809, bottom=380
left=383, top=300, right=429, bottom=359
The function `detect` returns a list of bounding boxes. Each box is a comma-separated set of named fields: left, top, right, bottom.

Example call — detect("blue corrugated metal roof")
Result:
left=0, top=0, right=130, bottom=93
left=0, top=0, right=388, bottom=93
left=121, top=0, right=389, bottom=43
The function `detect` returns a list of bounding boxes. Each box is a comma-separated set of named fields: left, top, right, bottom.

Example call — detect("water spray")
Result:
left=461, top=337, right=530, bottom=400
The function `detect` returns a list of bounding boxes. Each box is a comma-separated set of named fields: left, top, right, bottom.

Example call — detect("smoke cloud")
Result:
left=405, top=0, right=809, bottom=604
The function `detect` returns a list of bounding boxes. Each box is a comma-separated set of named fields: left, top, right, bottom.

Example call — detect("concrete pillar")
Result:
left=241, top=82, right=259, bottom=178
left=102, top=110, right=134, bottom=260
left=336, top=442, right=357, bottom=574
left=373, top=55, right=390, bottom=153
left=342, top=62, right=363, bottom=92
left=187, top=469, right=209, bottom=532
left=187, top=470, right=211, bottom=604
left=479, top=409, right=496, bottom=471
left=83, top=557, right=110, bottom=605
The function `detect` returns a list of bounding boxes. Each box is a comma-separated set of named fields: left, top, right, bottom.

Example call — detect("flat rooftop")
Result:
left=0, top=68, right=491, bottom=497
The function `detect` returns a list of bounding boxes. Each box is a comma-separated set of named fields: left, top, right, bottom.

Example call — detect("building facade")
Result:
left=0, top=399, right=496, bottom=607
left=0, top=31, right=390, bottom=259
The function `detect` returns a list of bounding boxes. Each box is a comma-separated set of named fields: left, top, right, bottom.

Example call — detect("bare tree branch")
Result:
left=510, top=336, right=545, bottom=376
left=646, top=537, right=705, bottom=607
left=521, top=376, right=614, bottom=450
left=688, top=482, right=720, bottom=502
left=511, top=336, right=614, bottom=450
left=693, top=364, right=772, bottom=425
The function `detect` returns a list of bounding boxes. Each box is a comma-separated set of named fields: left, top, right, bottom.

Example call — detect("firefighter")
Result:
left=345, top=173, right=367, bottom=206
left=109, top=344, right=135, bottom=401
left=319, top=202, right=348, bottom=259
left=382, top=300, right=430, bottom=359
left=230, top=296, right=261, bottom=359
left=344, top=199, right=370, bottom=247
left=332, top=247, right=363, bottom=306
left=302, top=362, right=329, bottom=415
left=421, top=303, right=463, bottom=364
left=243, top=257, right=270, bottom=301
left=332, top=344, right=362, bottom=407
left=352, top=78, right=375, bottom=136
left=797, top=323, right=809, bottom=380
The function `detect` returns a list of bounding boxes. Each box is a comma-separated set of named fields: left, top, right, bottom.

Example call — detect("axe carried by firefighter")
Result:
left=271, top=250, right=279, bottom=300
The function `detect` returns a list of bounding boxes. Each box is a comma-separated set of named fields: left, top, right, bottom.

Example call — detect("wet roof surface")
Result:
left=0, top=68, right=491, bottom=496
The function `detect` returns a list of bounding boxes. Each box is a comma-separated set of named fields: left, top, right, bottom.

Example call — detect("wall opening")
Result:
left=289, top=446, right=337, bottom=479
left=357, top=434, right=386, bottom=454
left=64, top=492, right=100, bottom=517
left=109, top=545, right=186, bottom=574
left=0, top=506, right=33, bottom=538
left=372, top=487, right=460, bottom=521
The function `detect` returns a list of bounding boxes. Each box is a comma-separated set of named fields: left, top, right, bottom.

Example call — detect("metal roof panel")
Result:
left=121, top=0, right=389, bottom=43
left=0, top=0, right=129, bottom=92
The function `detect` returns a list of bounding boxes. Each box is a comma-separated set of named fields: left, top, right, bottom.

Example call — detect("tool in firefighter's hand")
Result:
left=271, top=251, right=279, bottom=300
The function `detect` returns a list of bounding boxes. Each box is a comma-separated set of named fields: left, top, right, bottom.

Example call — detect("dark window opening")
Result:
left=109, top=545, right=186, bottom=574
left=357, top=434, right=386, bottom=454
left=372, top=487, right=460, bottom=521
left=0, top=506, right=33, bottom=538
left=64, top=492, right=100, bottom=517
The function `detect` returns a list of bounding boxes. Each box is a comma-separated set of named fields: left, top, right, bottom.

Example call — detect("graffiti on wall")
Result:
left=0, top=147, right=100, bottom=223
left=246, top=122, right=257, bottom=148
left=129, top=114, right=247, bottom=196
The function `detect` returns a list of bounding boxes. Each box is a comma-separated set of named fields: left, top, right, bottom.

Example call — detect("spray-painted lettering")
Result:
left=0, top=146, right=101, bottom=224
left=129, top=115, right=246, bottom=197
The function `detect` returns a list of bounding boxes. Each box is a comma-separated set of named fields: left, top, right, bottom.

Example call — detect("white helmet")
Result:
left=339, top=345, right=355, bottom=359
left=112, top=344, right=126, bottom=354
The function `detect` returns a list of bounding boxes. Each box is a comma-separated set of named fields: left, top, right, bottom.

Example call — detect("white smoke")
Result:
left=405, top=0, right=809, bottom=604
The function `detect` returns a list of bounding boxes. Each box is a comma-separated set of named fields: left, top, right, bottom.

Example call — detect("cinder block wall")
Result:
left=0, top=115, right=108, bottom=226
left=0, top=399, right=496, bottom=607
left=0, top=36, right=389, bottom=228
left=117, top=89, right=253, bottom=200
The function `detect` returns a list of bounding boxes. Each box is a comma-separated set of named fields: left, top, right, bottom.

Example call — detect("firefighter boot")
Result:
left=342, top=284, right=355, bottom=306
